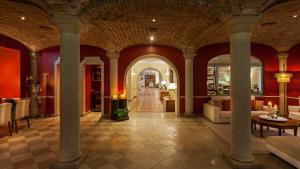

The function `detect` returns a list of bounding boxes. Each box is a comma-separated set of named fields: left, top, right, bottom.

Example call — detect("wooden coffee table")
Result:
left=251, top=116, right=299, bottom=137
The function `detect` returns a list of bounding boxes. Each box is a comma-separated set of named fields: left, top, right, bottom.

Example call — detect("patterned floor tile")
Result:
left=0, top=88, right=297, bottom=169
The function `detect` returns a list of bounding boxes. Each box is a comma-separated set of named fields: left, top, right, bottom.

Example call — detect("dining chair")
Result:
left=0, top=103, right=13, bottom=136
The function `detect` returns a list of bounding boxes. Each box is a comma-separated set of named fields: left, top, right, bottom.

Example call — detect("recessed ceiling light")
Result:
left=152, top=18, right=156, bottom=22
left=293, top=14, right=298, bottom=18
left=20, top=16, right=26, bottom=20
left=150, top=36, right=155, bottom=41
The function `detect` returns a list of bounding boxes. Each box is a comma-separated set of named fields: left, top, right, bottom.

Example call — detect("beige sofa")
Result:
left=203, top=96, right=269, bottom=123
left=288, top=105, right=300, bottom=120
left=266, top=136, right=300, bottom=168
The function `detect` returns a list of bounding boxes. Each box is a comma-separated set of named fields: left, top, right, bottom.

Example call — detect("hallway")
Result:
left=130, top=87, right=163, bottom=112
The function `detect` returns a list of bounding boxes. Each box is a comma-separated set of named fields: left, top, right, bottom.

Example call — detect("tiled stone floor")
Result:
left=0, top=112, right=296, bottom=169
left=130, top=87, right=163, bottom=112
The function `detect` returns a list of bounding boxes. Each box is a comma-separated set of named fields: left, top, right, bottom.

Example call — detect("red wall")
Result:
left=287, top=43, right=300, bottom=105
left=39, top=45, right=110, bottom=115
left=0, top=34, right=30, bottom=98
left=85, top=65, right=92, bottom=111
left=194, top=43, right=279, bottom=113
left=0, top=47, right=21, bottom=98
left=118, top=45, right=186, bottom=114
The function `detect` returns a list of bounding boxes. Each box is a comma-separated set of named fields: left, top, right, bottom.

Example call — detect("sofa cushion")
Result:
left=251, top=100, right=256, bottom=111
left=254, top=100, right=264, bottom=111
left=289, top=112, right=300, bottom=120
left=220, top=111, right=231, bottom=119
left=211, top=96, right=230, bottom=101
left=223, top=99, right=231, bottom=111
left=288, top=106, right=300, bottom=113
left=266, top=136, right=300, bottom=162
left=213, top=100, right=223, bottom=110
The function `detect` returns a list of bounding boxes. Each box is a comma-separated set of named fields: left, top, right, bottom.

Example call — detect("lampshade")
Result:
left=167, top=83, right=177, bottom=90
left=275, top=72, right=293, bottom=83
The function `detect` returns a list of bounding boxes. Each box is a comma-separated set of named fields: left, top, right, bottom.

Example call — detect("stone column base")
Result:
left=224, top=153, right=261, bottom=169
left=49, top=153, right=87, bottom=169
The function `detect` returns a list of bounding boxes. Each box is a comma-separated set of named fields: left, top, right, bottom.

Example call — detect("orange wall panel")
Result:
left=0, top=46, right=21, bottom=98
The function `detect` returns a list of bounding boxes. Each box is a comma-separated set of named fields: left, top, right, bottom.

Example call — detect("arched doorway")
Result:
left=124, top=55, right=180, bottom=115
left=54, top=57, right=105, bottom=116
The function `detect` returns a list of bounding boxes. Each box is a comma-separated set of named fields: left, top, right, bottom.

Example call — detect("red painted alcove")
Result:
left=118, top=45, right=186, bottom=114
left=0, top=34, right=30, bottom=98
left=0, top=46, right=21, bottom=98
left=39, top=45, right=110, bottom=115
left=194, top=42, right=279, bottom=113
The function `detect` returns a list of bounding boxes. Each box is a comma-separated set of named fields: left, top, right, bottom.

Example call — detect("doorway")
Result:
left=125, top=57, right=179, bottom=114
left=54, top=57, right=104, bottom=116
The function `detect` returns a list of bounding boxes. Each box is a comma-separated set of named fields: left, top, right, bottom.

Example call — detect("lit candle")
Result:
left=120, top=94, right=126, bottom=99
left=112, top=95, right=118, bottom=100
left=268, top=101, right=272, bottom=109
left=274, top=105, right=278, bottom=111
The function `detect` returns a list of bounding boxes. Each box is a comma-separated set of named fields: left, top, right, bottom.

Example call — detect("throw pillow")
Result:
left=255, top=100, right=264, bottom=111
left=223, top=99, right=231, bottom=111
left=213, top=100, right=223, bottom=110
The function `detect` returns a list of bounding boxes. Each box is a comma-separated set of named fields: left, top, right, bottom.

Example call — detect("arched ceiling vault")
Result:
left=1, top=0, right=299, bottom=52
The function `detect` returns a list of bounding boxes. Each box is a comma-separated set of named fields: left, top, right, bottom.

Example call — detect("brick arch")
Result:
left=193, top=42, right=279, bottom=113
left=118, top=45, right=185, bottom=114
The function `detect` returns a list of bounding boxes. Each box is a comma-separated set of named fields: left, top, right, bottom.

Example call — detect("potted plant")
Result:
left=113, top=108, right=129, bottom=121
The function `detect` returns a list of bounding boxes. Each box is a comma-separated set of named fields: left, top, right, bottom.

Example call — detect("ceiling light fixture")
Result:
left=150, top=36, right=155, bottom=41
left=20, top=16, right=26, bottom=20
left=152, top=18, right=156, bottom=22
left=293, top=14, right=298, bottom=18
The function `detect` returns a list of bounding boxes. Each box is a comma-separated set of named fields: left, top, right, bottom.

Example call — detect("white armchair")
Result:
left=288, top=106, right=300, bottom=120
left=0, top=103, right=13, bottom=136
left=14, top=99, right=30, bottom=133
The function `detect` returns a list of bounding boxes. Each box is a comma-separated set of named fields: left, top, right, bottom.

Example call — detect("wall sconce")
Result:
left=130, top=68, right=136, bottom=76
left=165, top=68, right=170, bottom=76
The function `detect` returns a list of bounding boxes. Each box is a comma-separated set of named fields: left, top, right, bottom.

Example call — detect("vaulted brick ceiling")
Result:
left=0, top=0, right=299, bottom=52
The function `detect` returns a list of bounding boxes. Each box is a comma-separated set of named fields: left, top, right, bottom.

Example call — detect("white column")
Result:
left=30, top=52, right=40, bottom=117
left=278, top=52, right=288, bottom=114
left=108, top=52, right=119, bottom=97
left=229, top=16, right=260, bottom=164
left=184, top=51, right=196, bottom=116
left=51, top=15, right=82, bottom=162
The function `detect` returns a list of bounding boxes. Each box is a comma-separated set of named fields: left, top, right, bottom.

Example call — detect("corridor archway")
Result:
left=124, top=55, right=180, bottom=115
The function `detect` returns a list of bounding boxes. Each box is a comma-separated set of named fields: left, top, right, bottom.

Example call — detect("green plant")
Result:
left=114, top=108, right=129, bottom=119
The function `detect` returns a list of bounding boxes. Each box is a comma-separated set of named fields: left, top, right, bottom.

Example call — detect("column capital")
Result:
left=184, top=52, right=197, bottom=60
left=228, top=15, right=262, bottom=33
left=184, top=48, right=197, bottom=60
left=107, top=52, right=120, bottom=59
left=30, top=52, right=40, bottom=59
left=277, top=52, right=288, bottom=59
left=49, top=15, right=82, bottom=34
